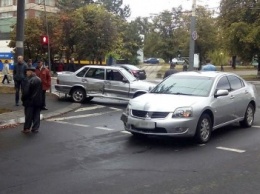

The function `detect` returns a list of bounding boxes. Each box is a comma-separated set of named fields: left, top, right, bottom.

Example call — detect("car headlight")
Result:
left=172, top=107, right=192, bottom=118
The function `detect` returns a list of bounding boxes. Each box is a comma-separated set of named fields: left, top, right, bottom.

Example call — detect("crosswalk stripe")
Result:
left=216, top=146, right=245, bottom=153
left=95, top=127, right=114, bottom=131
left=54, top=121, right=90, bottom=127
left=75, top=105, right=105, bottom=112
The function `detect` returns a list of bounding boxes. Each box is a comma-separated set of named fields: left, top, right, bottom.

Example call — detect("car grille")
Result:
left=131, top=110, right=169, bottom=119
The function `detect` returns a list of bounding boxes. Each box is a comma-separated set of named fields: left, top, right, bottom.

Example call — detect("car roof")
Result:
left=80, top=65, right=125, bottom=70
left=174, top=71, right=242, bottom=79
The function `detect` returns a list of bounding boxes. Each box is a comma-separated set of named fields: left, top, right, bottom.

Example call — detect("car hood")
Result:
left=129, top=93, right=205, bottom=112
left=130, top=80, right=156, bottom=91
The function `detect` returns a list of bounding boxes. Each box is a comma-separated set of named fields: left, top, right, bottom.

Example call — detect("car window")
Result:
left=227, top=75, right=245, bottom=90
left=151, top=75, right=214, bottom=97
left=76, top=67, right=89, bottom=77
left=216, top=76, right=231, bottom=91
left=106, top=69, right=124, bottom=81
left=85, top=68, right=104, bottom=80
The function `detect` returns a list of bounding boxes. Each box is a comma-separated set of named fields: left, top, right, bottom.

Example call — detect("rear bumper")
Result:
left=54, top=84, right=72, bottom=94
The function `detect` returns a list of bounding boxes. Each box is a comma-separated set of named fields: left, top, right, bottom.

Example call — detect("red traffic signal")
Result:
left=41, top=35, right=48, bottom=46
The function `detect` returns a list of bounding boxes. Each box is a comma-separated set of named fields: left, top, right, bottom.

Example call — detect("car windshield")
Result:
left=123, top=65, right=140, bottom=70
left=151, top=75, right=214, bottom=97
left=120, top=68, right=137, bottom=82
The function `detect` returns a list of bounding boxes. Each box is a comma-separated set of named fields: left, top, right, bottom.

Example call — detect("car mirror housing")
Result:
left=122, top=78, right=129, bottom=83
left=215, top=89, right=229, bottom=97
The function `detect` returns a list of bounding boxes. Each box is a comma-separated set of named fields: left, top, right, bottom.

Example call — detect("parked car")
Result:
left=55, top=65, right=155, bottom=103
left=144, top=58, right=159, bottom=64
left=113, top=64, right=146, bottom=80
left=121, top=71, right=258, bottom=144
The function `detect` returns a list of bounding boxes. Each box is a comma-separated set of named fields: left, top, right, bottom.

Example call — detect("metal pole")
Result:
left=16, top=0, right=25, bottom=62
left=188, top=0, right=196, bottom=71
left=44, top=0, right=52, bottom=93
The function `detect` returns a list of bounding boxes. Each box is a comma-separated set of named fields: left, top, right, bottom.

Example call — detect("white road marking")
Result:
left=47, top=110, right=120, bottom=121
left=252, top=125, right=260, bottom=128
left=55, top=121, right=90, bottom=128
left=216, top=146, right=245, bottom=153
left=109, top=107, right=123, bottom=111
left=75, top=105, right=105, bottom=112
left=95, top=127, right=114, bottom=131
left=121, top=131, right=131, bottom=134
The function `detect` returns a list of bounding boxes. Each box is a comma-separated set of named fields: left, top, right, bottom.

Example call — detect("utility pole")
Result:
left=44, top=0, right=52, bottom=93
left=16, top=0, right=25, bottom=61
left=188, top=0, right=197, bottom=71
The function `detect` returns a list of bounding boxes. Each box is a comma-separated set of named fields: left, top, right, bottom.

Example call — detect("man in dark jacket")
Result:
left=66, top=57, right=76, bottom=72
left=13, top=55, right=28, bottom=106
left=163, top=62, right=178, bottom=79
left=21, top=66, right=42, bottom=134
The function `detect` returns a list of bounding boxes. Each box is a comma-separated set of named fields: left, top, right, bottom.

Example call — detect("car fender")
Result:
left=69, top=84, right=87, bottom=95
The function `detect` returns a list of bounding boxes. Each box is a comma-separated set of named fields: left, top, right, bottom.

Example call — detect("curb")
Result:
left=0, top=103, right=81, bottom=128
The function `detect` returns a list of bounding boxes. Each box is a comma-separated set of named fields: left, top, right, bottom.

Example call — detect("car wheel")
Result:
left=240, top=103, right=255, bottom=128
left=195, top=114, right=212, bottom=144
left=71, top=88, right=86, bottom=103
left=85, top=96, right=94, bottom=102
left=131, top=132, right=147, bottom=138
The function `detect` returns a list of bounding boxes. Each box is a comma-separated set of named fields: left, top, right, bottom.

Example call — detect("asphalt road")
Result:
left=1, top=95, right=260, bottom=193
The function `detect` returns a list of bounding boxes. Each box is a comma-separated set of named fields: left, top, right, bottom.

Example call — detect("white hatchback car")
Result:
left=121, top=71, right=258, bottom=143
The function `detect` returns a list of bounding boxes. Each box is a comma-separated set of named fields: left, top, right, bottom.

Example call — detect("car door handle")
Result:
left=82, top=79, right=88, bottom=82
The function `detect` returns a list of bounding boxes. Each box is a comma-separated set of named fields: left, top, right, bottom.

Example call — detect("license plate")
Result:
left=135, top=121, right=155, bottom=129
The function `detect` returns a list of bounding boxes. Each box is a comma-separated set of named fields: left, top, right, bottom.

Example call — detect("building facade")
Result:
left=0, top=0, right=58, bottom=40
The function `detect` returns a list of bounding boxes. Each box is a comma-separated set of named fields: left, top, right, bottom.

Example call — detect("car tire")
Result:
left=85, top=96, right=94, bottom=102
left=71, top=88, right=86, bottom=103
left=131, top=132, right=147, bottom=138
left=239, top=103, right=255, bottom=128
left=195, top=113, right=212, bottom=144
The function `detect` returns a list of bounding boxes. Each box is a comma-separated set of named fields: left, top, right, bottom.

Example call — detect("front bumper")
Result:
left=120, top=113, right=197, bottom=137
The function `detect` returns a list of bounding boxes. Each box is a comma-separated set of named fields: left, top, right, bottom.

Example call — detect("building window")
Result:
left=35, top=0, right=55, bottom=6
left=0, top=12, right=13, bottom=18
left=1, top=0, right=13, bottom=6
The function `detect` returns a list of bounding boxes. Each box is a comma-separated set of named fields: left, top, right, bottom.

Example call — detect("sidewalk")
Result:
left=0, top=84, right=81, bottom=128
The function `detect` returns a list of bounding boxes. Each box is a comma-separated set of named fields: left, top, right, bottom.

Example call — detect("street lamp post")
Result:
left=16, top=0, right=25, bottom=61
left=43, top=0, right=52, bottom=93
left=188, top=0, right=197, bottom=71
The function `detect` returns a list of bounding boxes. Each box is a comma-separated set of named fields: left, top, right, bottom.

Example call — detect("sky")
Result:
left=123, top=0, right=221, bottom=20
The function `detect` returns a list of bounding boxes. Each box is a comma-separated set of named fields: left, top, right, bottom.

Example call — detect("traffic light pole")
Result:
left=188, top=0, right=197, bottom=71
left=44, top=0, right=52, bottom=93
left=16, top=0, right=25, bottom=61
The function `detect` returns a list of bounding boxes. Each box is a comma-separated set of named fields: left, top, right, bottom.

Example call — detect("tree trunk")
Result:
left=232, top=56, right=236, bottom=69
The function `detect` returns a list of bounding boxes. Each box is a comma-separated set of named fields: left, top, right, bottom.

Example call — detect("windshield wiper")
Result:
left=172, top=92, right=192, bottom=96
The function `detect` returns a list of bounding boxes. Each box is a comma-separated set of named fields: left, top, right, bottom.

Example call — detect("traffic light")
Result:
left=41, top=35, right=48, bottom=48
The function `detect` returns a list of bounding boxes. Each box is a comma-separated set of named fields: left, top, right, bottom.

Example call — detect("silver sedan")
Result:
left=121, top=71, right=258, bottom=143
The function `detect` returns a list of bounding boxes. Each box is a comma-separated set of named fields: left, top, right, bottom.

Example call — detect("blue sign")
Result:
left=0, top=52, right=13, bottom=59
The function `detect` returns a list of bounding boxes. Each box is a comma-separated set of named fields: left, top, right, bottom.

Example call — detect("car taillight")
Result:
left=132, top=70, right=137, bottom=74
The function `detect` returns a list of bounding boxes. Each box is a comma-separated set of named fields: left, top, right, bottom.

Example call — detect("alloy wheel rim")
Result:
left=200, top=118, right=210, bottom=141
left=74, top=91, right=83, bottom=101
left=246, top=107, right=254, bottom=125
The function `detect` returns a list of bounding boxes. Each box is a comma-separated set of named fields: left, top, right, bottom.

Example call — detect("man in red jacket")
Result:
left=35, top=60, right=51, bottom=110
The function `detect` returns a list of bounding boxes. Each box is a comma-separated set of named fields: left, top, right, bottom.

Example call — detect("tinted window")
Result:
left=227, top=75, right=244, bottom=90
left=216, top=76, right=231, bottom=91
left=76, top=67, right=89, bottom=77
left=85, top=68, right=104, bottom=80
left=106, top=69, right=124, bottom=81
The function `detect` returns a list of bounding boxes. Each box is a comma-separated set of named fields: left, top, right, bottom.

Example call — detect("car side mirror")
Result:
left=215, top=89, right=229, bottom=97
left=122, top=78, right=129, bottom=83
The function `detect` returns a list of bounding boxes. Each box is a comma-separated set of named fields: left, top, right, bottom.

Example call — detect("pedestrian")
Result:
left=21, top=66, right=42, bottom=134
left=27, top=59, right=33, bottom=68
left=13, top=55, right=28, bottom=106
left=57, top=59, right=64, bottom=72
left=35, top=60, right=51, bottom=110
left=201, top=59, right=217, bottom=71
left=183, top=63, right=188, bottom=71
left=163, top=62, right=178, bottom=79
left=1, top=60, right=10, bottom=84
left=67, top=57, right=76, bottom=72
